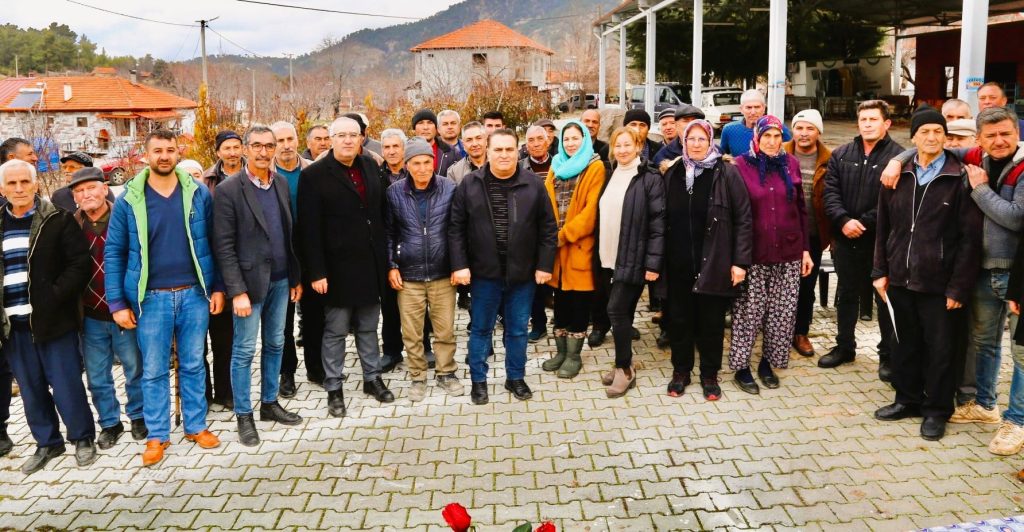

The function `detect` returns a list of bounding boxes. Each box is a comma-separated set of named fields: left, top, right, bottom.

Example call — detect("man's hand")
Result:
left=233, top=293, right=252, bottom=317
left=1010, top=301, right=1020, bottom=315
left=388, top=269, right=404, bottom=291
left=841, top=219, right=866, bottom=239
left=112, top=309, right=137, bottom=330
left=210, top=291, right=225, bottom=314
left=312, top=278, right=328, bottom=294
left=290, top=284, right=302, bottom=303
left=873, top=276, right=889, bottom=302
left=535, top=270, right=552, bottom=285
left=801, top=251, right=814, bottom=277
left=644, top=271, right=659, bottom=282
left=731, top=266, right=747, bottom=286
left=966, top=164, right=988, bottom=190
left=880, top=159, right=902, bottom=189
left=946, top=298, right=963, bottom=310
left=452, top=268, right=471, bottom=286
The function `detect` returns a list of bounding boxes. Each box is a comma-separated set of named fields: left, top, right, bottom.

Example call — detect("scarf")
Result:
left=551, top=120, right=596, bottom=180
left=679, top=119, right=721, bottom=192
left=743, top=115, right=796, bottom=201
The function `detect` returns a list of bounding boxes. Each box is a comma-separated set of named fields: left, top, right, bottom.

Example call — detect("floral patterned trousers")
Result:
left=729, top=261, right=801, bottom=371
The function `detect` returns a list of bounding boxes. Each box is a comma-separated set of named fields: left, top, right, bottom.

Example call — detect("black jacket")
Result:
left=593, top=139, right=610, bottom=165
left=385, top=175, right=455, bottom=282
left=212, top=171, right=301, bottom=304
left=660, top=160, right=753, bottom=297
left=297, top=152, right=387, bottom=307
left=448, top=166, right=557, bottom=283
left=873, top=152, right=983, bottom=303
left=434, top=137, right=460, bottom=178
left=823, top=135, right=904, bottom=234
left=0, top=199, right=90, bottom=343
left=50, top=186, right=115, bottom=213
left=594, top=163, right=665, bottom=285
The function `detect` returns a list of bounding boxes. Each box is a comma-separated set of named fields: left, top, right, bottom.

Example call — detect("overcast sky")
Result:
left=7, top=0, right=461, bottom=60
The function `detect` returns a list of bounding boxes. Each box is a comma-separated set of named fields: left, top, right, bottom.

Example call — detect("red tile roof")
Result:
left=0, top=76, right=196, bottom=112
left=410, top=19, right=554, bottom=55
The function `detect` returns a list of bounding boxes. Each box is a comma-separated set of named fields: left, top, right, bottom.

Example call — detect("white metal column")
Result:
left=598, top=28, right=607, bottom=109
left=691, top=0, right=703, bottom=105
left=645, top=7, right=657, bottom=117
left=891, top=28, right=903, bottom=95
left=619, top=25, right=627, bottom=106
left=957, top=0, right=989, bottom=115
left=766, top=0, right=787, bottom=121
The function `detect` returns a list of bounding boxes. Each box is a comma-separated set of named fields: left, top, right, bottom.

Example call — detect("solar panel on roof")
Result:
left=7, top=91, right=41, bottom=109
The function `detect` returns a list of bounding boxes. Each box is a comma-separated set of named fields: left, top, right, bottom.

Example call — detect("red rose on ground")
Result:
left=535, top=522, right=557, bottom=532
left=442, top=503, right=472, bottom=532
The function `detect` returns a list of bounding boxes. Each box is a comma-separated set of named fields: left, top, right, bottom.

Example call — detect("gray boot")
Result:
left=557, top=336, right=585, bottom=378
left=543, top=334, right=568, bottom=371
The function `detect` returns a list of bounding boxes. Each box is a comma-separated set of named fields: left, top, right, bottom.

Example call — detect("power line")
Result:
left=206, top=27, right=262, bottom=58
left=66, top=0, right=197, bottom=27
left=236, top=0, right=422, bottom=20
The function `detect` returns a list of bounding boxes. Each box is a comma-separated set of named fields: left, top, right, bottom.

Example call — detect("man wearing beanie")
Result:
left=720, top=89, right=792, bottom=156
left=412, top=109, right=460, bottom=177
left=624, top=109, right=663, bottom=162
left=820, top=100, right=902, bottom=381
left=384, top=138, right=463, bottom=402
left=785, top=109, right=831, bottom=358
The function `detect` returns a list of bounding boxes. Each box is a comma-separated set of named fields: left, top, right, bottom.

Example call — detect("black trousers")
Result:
left=297, top=283, right=327, bottom=382
left=0, top=352, right=10, bottom=432
left=554, top=289, right=593, bottom=333
left=204, top=310, right=233, bottom=402
left=794, top=236, right=823, bottom=336
left=606, top=272, right=645, bottom=368
left=832, top=236, right=894, bottom=360
left=667, top=271, right=731, bottom=376
left=531, top=284, right=551, bottom=331
left=888, top=286, right=957, bottom=419
left=590, top=268, right=612, bottom=333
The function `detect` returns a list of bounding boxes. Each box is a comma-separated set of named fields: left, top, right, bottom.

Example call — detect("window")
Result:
left=76, top=117, right=88, bottom=127
left=944, top=66, right=956, bottom=98
left=472, top=53, right=487, bottom=67
left=631, top=87, right=645, bottom=102
left=713, top=92, right=742, bottom=106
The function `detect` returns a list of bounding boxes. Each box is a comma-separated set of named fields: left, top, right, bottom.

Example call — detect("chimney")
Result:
left=63, top=84, right=72, bottom=102
left=130, top=69, right=138, bottom=84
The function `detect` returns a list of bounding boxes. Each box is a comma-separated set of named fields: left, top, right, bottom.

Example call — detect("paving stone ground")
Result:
left=2, top=273, right=1024, bottom=531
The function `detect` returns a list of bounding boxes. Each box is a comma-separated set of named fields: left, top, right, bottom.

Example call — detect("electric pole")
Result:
left=195, top=17, right=219, bottom=87
left=286, top=53, right=294, bottom=96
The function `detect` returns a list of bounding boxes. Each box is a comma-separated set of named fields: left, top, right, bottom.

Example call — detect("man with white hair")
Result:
left=719, top=89, right=792, bottom=156
left=438, top=110, right=466, bottom=159
left=941, top=98, right=972, bottom=123
left=519, top=124, right=553, bottom=175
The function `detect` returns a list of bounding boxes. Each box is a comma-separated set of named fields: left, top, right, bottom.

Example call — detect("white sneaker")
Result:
left=989, top=420, right=1024, bottom=456
left=949, top=401, right=1001, bottom=424
left=409, top=381, right=427, bottom=402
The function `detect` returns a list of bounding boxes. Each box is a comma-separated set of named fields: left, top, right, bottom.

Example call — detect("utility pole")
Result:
left=14, top=55, right=18, bottom=78
left=286, top=53, right=294, bottom=96
left=195, top=17, right=219, bottom=87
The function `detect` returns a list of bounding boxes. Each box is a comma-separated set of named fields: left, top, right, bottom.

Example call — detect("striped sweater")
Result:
left=2, top=208, right=33, bottom=326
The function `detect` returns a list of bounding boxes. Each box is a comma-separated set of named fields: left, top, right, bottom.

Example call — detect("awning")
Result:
left=96, top=112, right=137, bottom=119
left=137, top=110, right=181, bottom=120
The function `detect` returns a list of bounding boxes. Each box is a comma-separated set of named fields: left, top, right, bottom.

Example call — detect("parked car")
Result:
left=629, top=83, right=691, bottom=113
left=700, top=88, right=744, bottom=130
left=558, top=93, right=599, bottom=112
left=96, top=147, right=144, bottom=186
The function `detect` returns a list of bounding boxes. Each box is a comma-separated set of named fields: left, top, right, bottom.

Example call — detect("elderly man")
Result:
left=385, top=138, right=463, bottom=401
left=0, top=159, right=93, bottom=475
left=580, top=110, right=609, bottom=164
left=946, top=119, right=977, bottom=149
left=658, top=108, right=678, bottom=144
left=720, top=89, right=792, bottom=156
left=438, top=110, right=466, bottom=159
left=50, top=152, right=114, bottom=213
left=412, top=109, right=459, bottom=177
left=447, top=122, right=487, bottom=185
left=72, top=167, right=147, bottom=451
left=449, top=129, right=557, bottom=405
left=653, top=104, right=706, bottom=169
left=379, top=129, right=409, bottom=185
left=942, top=98, right=972, bottom=123
left=519, top=125, right=553, bottom=176
left=302, top=125, right=330, bottom=160
left=873, top=108, right=983, bottom=441
left=298, top=117, right=394, bottom=418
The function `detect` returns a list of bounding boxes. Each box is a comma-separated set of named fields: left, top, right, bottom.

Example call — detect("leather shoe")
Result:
left=758, top=370, right=780, bottom=389
left=327, top=389, right=347, bottom=418
left=363, top=377, right=395, bottom=403
left=921, top=417, right=946, bottom=440
left=631, top=326, right=641, bottom=340
left=818, top=347, right=856, bottom=368
left=470, top=382, right=488, bottom=405
left=184, top=430, right=220, bottom=449
left=0, top=428, right=13, bottom=458
left=308, top=374, right=326, bottom=387
left=587, top=329, right=607, bottom=348
left=874, top=403, right=921, bottom=421
left=96, top=423, right=125, bottom=450
left=734, top=372, right=760, bottom=395
left=236, top=414, right=260, bottom=447
left=878, top=361, right=894, bottom=383
left=141, top=440, right=169, bottom=467
left=279, top=374, right=297, bottom=399
left=22, top=444, right=65, bottom=475
left=130, top=418, right=148, bottom=441
left=504, top=379, right=533, bottom=401
left=380, top=354, right=403, bottom=373
left=792, top=335, right=814, bottom=357
left=75, top=439, right=98, bottom=466
left=656, top=330, right=671, bottom=349
left=260, top=402, right=303, bottom=425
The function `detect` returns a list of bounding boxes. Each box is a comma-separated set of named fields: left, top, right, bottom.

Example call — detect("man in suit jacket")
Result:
left=212, top=125, right=304, bottom=446
left=297, top=117, right=395, bottom=418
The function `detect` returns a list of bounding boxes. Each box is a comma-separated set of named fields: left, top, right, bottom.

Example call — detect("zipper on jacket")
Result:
left=906, top=178, right=933, bottom=274
left=26, top=212, right=55, bottom=334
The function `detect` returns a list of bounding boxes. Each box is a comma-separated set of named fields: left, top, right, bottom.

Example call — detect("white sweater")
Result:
left=598, top=157, right=640, bottom=269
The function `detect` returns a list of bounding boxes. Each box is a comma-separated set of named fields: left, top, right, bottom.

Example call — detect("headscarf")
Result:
left=551, top=120, right=596, bottom=180
left=678, top=119, right=721, bottom=192
left=743, top=115, right=796, bottom=201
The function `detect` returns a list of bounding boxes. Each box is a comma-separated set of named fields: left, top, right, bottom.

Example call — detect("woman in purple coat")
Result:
left=729, top=115, right=814, bottom=394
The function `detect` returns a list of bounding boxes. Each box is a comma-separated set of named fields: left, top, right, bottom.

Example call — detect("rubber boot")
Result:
left=557, top=336, right=584, bottom=378
left=543, top=334, right=568, bottom=371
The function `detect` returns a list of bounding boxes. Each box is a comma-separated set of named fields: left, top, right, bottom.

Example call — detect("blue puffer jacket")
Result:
left=385, top=175, right=455, bottom=282
left=106, top=167, right=222, bottom=314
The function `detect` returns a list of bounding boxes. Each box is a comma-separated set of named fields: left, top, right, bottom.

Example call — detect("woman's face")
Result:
left=562, top=127, right=584, bottom=157
left=684, top=127, right=711, bottom=161
left=758, top=129, right=783, bottom=156
left=612, top=133, right=639, bottom=166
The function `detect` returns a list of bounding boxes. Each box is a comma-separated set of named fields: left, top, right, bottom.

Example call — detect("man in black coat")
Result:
left=297, top=117, right=395, bottom=417
left=213, top=126, right=304, bottom=445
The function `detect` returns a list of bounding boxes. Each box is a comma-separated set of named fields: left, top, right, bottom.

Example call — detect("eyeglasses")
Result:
left=332, top=133, right=361, bottom=140
left=684, top=137, right=710, bottom=145
left=247, top=143, right=277, bottom=152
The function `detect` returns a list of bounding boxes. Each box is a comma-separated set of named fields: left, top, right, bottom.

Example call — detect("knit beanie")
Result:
left=623, top=109, right=651, bottom=128
left=411, top=109, right=438, bottom=130
left=215, top=130, right=241, bottom=151
left=910, top=105, right=946, bottom=138
left=404, top=137, right=434, bottom=163
left=790, top=109, right=824, bottom=134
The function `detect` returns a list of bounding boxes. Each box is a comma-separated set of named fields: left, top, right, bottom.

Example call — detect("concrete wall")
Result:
left=415, top=47, right=549, bottom=99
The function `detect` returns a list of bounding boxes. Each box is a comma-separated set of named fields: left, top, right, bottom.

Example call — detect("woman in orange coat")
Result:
left=540, top=120, right=606, bottom=379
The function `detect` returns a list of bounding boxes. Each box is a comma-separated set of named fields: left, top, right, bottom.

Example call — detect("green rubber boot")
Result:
left=557, top=336, right=585, bottom=379
left=543, top=335, right=568, bottom=371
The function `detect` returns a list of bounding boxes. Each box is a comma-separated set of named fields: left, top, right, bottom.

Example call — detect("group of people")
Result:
left=0, top=81, right=1023, bottom=476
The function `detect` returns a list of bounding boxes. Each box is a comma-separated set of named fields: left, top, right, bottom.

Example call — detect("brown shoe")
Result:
left=601, top=365, right=615, bottom=386
left=141, top=440, right=169, bottom=467
left=792, top=335, right=814, bottom=357
left=605, top=366, right=636, bottom=398
left=184, top=429, right=220, bottom=449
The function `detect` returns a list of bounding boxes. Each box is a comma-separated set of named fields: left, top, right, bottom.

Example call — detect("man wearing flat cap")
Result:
left=51, top=152, right=114, bottom=213
left=653, top=104, right=707, bottom=168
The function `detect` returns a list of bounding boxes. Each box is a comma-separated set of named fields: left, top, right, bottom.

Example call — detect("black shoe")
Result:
left=260, top=402, right=303, bottom=426
left=758, top=370, right=780, bottom=389
left=874, top=403, right=921, bottom=421
left=309, top=374, right=326, bottom=387
left=818, top=347, right=856, bottom=368
left=921, top=417, right=946, bottom=441
left=0, top=428, right=12, bottom=458
left=130, top=418, right=148, bottom=441
left=457, top=293, right=471, bottom=310
left=860, top=311, right=872, bottom=321
left=471, top=382, right=489, bottom=405
left=701, top=375, right=722, bottom=401
left=504, top=379, right=533, bottom=401
left=528, top=328, right=548, bottom=343
left=734, top=370, right=760, bottom=395
left=236, top=414, right=260, bottom=447
left=878, top=360, right=893, bottom=383
left=212, top=396, right=234, bottom=411
left=587, top=329, right=607, bottom=348
left=96, top=423, right=125, bottom=450
left=74, top=439, right=98, bottom=466
left=631, top=327, right=641, bottom=340
left=667, top=372, right=690, bottom=397
left=380, top=354, right=403, bottom=373
left=656, top=330, right=670, bottom=349
left=22, top=445, right=64, bottom=475
left=279, top=374, right=297, bottom=399
left=363, top=377, right=395, bottom=403
left=327, top=389, right=347, bottom=418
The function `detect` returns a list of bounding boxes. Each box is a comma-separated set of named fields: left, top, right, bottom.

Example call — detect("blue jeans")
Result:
left=82, top=317, right=144, bottom=429
left=136, top=286, right=210, bottom=442
left=468, top=278, right=534, bottom=383
left=972, top=270, right=1024, bottom=424
left=230, top=279, right=288, bottom=415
